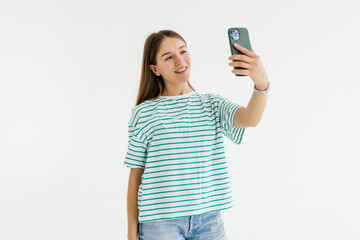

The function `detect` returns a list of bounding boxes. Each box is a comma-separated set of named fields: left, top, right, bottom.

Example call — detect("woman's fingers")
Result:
left=228, top=54, right=254, bottom=64
left=231, top=69, right=250, bottom=76
left=234, top=43, right=256, bottom=57
left=228, top=61, right=252, bottom=69
left=227, top=43, right=268, bottom=83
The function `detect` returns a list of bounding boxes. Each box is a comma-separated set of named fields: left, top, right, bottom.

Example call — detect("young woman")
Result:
left=125, top=30, right=269, bottom=240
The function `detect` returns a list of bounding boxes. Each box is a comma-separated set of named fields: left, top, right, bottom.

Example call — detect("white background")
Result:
left=1, top=0, right=359, bottom=239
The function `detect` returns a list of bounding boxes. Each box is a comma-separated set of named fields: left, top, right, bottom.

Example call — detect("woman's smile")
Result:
left=175, top=66, right=187, bottom=74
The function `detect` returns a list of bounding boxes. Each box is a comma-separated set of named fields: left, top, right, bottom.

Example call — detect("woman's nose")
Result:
left=174, top=55, right=184, bottom=66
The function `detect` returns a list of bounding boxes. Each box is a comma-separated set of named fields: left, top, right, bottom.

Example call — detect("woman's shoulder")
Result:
left=131, top=97, right=159, bottom=111
left=129, top=98, right=161, bottom=122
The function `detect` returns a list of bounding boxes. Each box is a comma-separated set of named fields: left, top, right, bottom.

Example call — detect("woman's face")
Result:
left=149, top=37, right=191, bottom=85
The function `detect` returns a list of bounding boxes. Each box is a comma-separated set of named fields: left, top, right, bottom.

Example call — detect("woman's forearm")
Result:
left=244, top=89, right=268, bottom=126
left=127, top=168, right=144, bottom=239
left=234, top=89, right=268, bottom=127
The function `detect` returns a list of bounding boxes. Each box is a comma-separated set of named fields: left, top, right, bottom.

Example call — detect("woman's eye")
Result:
left=165, top=51, right=186, bottom=61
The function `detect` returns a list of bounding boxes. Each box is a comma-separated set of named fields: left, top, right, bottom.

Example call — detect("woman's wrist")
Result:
left=254, top=81, right=270, bottom=94
left=254, top=81, right=269, bottom=91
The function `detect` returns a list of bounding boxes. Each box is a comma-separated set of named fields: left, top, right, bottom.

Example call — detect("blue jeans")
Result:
left=138, top=211, right=227, bottom=240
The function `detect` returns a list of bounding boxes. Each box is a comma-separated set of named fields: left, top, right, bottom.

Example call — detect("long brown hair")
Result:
left=135, top=30, right=196, bottom=106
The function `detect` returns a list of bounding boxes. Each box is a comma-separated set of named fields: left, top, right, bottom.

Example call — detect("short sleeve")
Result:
left=218, top=94, right=245, bottom=144
left=123, top=107, right=148, bottom=169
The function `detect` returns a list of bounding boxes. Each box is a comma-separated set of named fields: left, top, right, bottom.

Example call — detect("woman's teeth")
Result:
left=175, top=67, right=187, bottom=73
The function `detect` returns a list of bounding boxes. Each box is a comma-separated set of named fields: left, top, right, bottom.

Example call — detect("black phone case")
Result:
left=228, top=27, right=251, bottom=77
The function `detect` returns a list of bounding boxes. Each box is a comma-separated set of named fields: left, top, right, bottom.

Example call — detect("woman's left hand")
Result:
left=228, top=43, right=269, bottom=90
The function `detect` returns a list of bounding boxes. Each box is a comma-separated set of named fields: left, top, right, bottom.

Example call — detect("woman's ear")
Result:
left=149, top=64, right=160, bottom=76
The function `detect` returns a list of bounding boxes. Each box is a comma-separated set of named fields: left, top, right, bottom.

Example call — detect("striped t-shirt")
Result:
left=123, top=90, right=245, bottom=223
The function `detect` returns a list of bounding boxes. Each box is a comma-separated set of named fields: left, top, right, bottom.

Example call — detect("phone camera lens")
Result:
left=230, top=29, right=240, bottom=40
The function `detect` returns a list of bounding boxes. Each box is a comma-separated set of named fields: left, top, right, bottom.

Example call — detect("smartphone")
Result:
left=228, top=27, right=251, bottom=77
